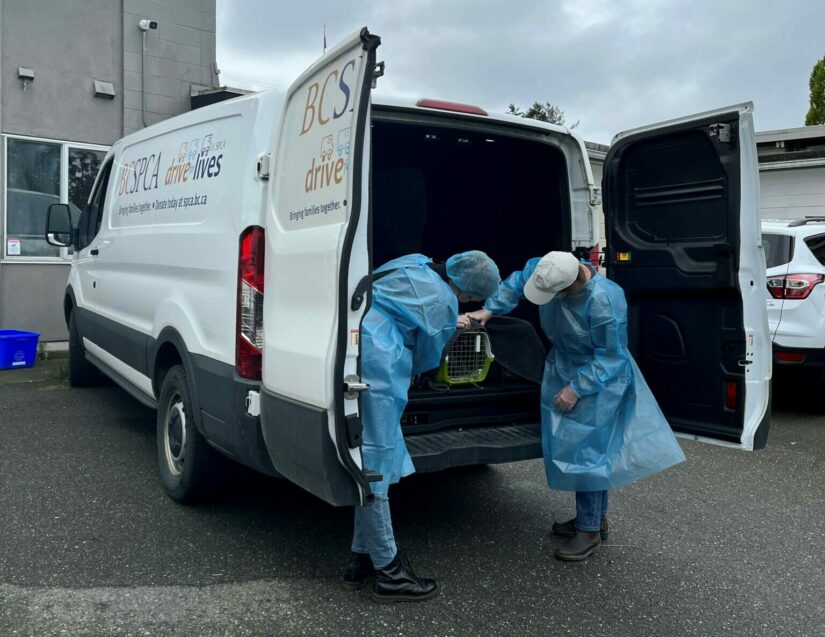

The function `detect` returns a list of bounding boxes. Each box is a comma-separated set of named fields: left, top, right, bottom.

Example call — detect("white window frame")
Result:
left=2, top=133, right=109, bottom=264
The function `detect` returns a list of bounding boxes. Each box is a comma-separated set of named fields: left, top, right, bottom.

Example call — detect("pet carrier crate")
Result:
left=435, top=324, right=495, bottom=386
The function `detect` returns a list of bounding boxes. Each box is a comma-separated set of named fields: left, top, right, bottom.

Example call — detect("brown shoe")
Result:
left=554, top=531, right=601, bottom=562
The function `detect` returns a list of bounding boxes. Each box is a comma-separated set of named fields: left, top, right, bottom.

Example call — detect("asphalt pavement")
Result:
left=1, top=360, right=823, bottom=636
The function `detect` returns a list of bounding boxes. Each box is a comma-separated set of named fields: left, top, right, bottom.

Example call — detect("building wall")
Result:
left=760, top=165, right=825, bottom=220
left=756, top=126, right=825, bottom=222
left=0, top=0, right=216, bottom=341
left=0, top=263, right=69, bottom=337
left=123, top=0, right=218, bottom=135
left=1, top=0, right=123, bottom=145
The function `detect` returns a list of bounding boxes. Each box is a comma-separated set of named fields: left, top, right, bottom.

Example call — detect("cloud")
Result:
left=217, top=0, right=825, bottom=143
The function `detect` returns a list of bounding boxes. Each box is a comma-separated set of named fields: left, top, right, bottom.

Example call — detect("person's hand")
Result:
left=554, top=386, right=579, bottom=412
left=457, top=314, right=471, bottom=329
left=466, top=309, right=493, bottom=325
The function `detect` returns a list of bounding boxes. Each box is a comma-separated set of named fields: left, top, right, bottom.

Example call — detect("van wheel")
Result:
left=68, top=311, right=98, bottom=387
left=156, top=364, right=221, bottom=503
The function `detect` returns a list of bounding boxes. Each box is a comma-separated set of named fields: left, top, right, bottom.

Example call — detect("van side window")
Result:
left=77, top=159, right=113, bottom=249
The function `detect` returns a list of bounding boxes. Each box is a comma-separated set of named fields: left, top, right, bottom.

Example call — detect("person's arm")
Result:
left=466, top=257, right=541, bottom=324
left=568, top=292, right=630, bottom=399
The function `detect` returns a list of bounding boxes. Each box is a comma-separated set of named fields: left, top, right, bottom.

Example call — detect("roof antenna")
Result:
left=323, top=23, right=327, bottom=54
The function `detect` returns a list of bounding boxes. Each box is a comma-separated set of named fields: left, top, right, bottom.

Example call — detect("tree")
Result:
left=507, top=101, right=579, bottom=128
left=68, top=150, right=102, bottom=209
left=806, top=56, right=825, bottom=126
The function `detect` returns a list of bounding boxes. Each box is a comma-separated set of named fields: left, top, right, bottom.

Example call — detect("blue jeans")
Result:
left=575, top=490, right=609, bottom=532
left=351, top=494, right=397, bottom=568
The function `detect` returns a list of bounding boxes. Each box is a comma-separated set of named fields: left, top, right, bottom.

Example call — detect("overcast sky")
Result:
left=216, top=1, right=824, bottom=144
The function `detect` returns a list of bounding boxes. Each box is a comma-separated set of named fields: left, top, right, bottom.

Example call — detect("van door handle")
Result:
left=90, top=248, right=99, bottom=256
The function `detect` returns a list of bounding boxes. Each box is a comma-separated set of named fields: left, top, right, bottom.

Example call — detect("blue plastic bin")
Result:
left=0, top=329, right=40, bottom=369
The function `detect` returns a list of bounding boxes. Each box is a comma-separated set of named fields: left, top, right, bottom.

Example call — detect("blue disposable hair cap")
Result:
left=445, top=250, right=501, bottom=299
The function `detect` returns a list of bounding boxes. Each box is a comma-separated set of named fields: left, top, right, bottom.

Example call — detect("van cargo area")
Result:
left=370, top=108, right=574, bottom=469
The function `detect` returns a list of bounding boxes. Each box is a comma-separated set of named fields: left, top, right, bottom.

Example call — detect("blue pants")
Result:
left=575, top=490, right=609, bottom=532
left=351, top=495, right=397, bottom=568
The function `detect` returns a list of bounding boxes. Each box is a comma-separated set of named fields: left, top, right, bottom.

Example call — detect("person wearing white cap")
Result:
left=469, top=252, right=685, bottom=561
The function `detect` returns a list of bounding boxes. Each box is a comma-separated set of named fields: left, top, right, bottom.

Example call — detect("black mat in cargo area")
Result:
left=407, top=423, right=542, bottom=473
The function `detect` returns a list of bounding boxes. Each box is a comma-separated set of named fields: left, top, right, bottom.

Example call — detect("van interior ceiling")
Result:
left=370, top=114, right=573, bottom=435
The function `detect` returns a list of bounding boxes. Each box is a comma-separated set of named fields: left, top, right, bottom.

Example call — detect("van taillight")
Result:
left=767, top=274, right=824, bottom=299
left=588, top=243, right=601, bottom=268
left=725, top=381, right=737, bottom=410
left=237, top=226, right=265, bottom=380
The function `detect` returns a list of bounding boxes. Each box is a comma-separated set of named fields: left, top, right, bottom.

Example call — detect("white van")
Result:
left=46, top=28, right=772, bottom=506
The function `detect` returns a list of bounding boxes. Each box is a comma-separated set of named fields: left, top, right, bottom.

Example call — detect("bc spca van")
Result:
left=46, top=28, right=772, bottom=506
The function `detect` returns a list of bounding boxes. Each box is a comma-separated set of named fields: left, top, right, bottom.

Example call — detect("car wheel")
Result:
left=68, top=310, right=98, bottom=387
left=156, top=364, right=223, bottom=503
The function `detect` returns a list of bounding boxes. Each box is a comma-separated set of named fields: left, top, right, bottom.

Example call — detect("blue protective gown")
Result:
left=485, top=258, right=686, bottom=491
left=360, top=254, right=458, bottom=496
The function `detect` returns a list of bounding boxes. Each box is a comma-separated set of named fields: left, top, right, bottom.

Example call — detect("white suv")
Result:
left=762, top=218, right=825, bottom=371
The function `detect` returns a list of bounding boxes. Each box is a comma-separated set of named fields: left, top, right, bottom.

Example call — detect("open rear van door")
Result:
left=260, top=28, right=380, bottom=505
left=603, top=103, right=771, bottom=450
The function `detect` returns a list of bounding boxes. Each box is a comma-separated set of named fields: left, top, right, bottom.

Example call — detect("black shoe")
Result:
left=552, top=516, right=609, bottom=541
left=342, top=552, right=375, bottom=591
left=554, top=531, right=601, bottom=562
left=372, top=553, right=439, bottom=603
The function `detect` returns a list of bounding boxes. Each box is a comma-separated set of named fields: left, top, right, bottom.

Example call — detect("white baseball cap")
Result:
left=523, top=251, right=581, bottom=305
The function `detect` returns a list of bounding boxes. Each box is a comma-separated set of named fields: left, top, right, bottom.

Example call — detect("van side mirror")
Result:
left=45, top=203, right=74, bottom=247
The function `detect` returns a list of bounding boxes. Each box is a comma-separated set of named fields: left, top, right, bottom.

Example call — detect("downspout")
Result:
left=141, top=28, right=148, bottom=127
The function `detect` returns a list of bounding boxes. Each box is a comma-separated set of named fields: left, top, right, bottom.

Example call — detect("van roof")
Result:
left=110, top=87, right=584, bottom=155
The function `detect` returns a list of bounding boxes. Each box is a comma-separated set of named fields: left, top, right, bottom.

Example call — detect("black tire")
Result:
left=156, top=364, right=223, bottom=503
left=68, top=310, right=98, bottom=387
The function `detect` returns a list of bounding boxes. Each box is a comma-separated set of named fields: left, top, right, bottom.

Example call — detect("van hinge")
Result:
left=371, top=61, right=385, bottom=89
left=589, top=186, right=602, bottom=206
left=344, top=374, right=370, bottom=400
left=709, top=123, right=732, bottom=144
left=257, top=152, right=271, bottom=180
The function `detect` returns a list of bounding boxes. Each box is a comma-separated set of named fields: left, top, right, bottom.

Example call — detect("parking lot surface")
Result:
left=1, top=360, right=824, bottom=636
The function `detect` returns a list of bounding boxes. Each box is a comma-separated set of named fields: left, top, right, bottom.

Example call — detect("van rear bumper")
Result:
left=190, top=354, right=279, bottom=477
left=407, top=423, right=542, bottom=473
